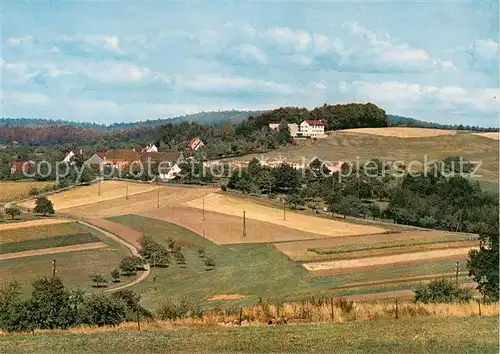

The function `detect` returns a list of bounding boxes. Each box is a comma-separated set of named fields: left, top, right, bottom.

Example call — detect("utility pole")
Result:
left=202, top=195, right=205, bottom=221
left=242, top=210, right=246, bottom=237
left=157, top=185, right=160, bottom=208
left=98, top=178, right=101, bottom=196
left=52, top=259, right=56, bottom=277
left=283, top=200, right=286, bottom=221
left=455, top=262, right=460, bottom=286
left=126, top=181, right=129, bottom=200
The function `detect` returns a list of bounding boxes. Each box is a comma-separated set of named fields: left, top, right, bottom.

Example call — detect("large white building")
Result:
left=299, top=120, right=326, bottom=137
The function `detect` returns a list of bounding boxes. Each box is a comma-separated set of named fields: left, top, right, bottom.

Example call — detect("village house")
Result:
left=10, top=161, right=32, bottom=176
left=104, top=149, right=141, bottom=169
left=141, top=144, right=158, bottom=153
left=62, top=150, right=88, bottom=164
left=187, top=137, right=204, bottom=151
left=140, top=151, right=185, bottom=180
left=299, top=120, right=326, bottom=138
left=85, top=152, right=107, bottom=168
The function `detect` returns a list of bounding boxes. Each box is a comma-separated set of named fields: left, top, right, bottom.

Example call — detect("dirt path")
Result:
left=304, top=247, right=475, bottom=272
left=73, top=220, right=151, bottom=293
left=0, top=242, right=108, bottom=260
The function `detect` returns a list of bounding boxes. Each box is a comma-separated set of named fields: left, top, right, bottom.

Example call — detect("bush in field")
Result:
left=156, top=297, right=203, bottom=320
left=29, top=187, right=39, bottom=196
left=5, top=207, right=21, bottom=220
left=80, top=293, right=127, bottom=327
left=414, top=278, right=472, bottom=304
left=89, top=275, right=107, bottom=288
left=34, top=196, right=55, bottom=216
left=197, top=247, right=206, bottom=258
left=119, top=256, right=144, bottom=276
left=204, top=256, right=215, bottom=270
left=110, top=269, right=121, bottom=283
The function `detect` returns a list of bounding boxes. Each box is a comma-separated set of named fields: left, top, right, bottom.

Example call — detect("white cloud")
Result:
left=339, top=81, right=500, bottom=116
left=267, top=27, right=312, bottom=51
left=1, top=91, right=50, bottom=105
left=61, top=34, right=124, bottom=53
left=6, top=36, right=34, bottom=46
left=76, top=61, right=171, bottom=84
left=185, top=75, right=295, bottom=94
left=311, top=80, right=328, bottom=90
left=474, top=39, right=499, bottom=59
left=343, top=22, right=456, bottom=72
left=235, top=44, right=268, bottom=64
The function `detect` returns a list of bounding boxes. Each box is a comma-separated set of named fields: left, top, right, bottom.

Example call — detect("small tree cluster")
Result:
left=33, top=196, right=55, bottom=216
left=119, top=256, right=145, bottom=276
left=414, top=278, right=472, bottom=304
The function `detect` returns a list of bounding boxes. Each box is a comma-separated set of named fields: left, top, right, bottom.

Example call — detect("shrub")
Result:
left=29, top=187, right=39, bottom=196
left=156, top=297, right=203, bottom=320
left=414, top=278, right=472, bottom=304
left=5, top=207, right=21, bottom=220
left=204, top=256, right=215, bottom=270
left=197, top=247, right=206, bottom=258
left=220, top=184, right=227, bottom=191
left=119, top=256, right=144, bottom=276
left=110, top=269, right=120, bottom=283
left=80, top=294, right=127, bottom=327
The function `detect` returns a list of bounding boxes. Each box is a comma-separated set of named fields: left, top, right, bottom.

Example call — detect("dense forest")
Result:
left=388, top=115, right=500, bottom=132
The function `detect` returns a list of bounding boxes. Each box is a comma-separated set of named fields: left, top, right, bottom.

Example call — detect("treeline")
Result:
left=388, top=115, right=500, bottom=132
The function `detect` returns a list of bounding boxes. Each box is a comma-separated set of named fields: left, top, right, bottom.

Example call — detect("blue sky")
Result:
left=1, top=1, right=499, bottom=126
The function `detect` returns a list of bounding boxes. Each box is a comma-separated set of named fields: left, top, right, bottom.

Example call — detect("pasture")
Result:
left=340, top=127, right=457, bottom=138
left=0, top=181, right=56, bottom=203
left=239, top=129, right=499, bottom=186
left=1, top=316, right=497, bottom=353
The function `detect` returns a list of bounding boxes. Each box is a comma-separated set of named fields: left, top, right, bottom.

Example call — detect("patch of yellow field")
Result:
left=20, top=181, right=159, bottom=211
left=0, top=181, right=56, bottom=202
left=184, top=193, right=386, bottom=238
left=1, top=222, right=82, bottom=244
left=471, top=132, right=500, bottom=140
left=341, top=127, right=456, bottom=138
left=303, top=247, right=475, bottom=272
left=0, top=218, right=71, bottom=231
left=207, top=294, right=247, bottom=301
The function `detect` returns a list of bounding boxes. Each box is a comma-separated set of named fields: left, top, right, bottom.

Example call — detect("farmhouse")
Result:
left=140, top=151, right=185, bottom=180
left=188, top=137, right=204, bottom=151
left=299, top=120, right=326, bottom=137
left=268, top=123, right=300, bottom=138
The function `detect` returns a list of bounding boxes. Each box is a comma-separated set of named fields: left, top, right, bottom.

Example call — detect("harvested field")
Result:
left=471, top=132, right=500, bottom=140
left=207, top=294, right=247, bottom=301
left=63, top=186, right=216, bottom=218
left=0, top=242, right=108, bottom=261
left=340, top=127, right=456, bottom=138
left=20, top=181, right=159, bottom=211
left=0, top=218, right=71, bottom=231
left=141, top=205, right=349, bottom=244
left=0, top=181, right=55, bottom=202
left=86, top=218, right=143, bottom=250
left=1, top=233, right=100, bottom=254
left=0, top=222, right=86, bottom=243
left=185, top=193, right=386, bottom=238
left=274, top=230, right=475, bottom=261
left=304, top=247, right=475, bottom=275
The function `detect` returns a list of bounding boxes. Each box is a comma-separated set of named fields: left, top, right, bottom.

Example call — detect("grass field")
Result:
left=1, top=221, right=89, bottom=243
left=1, top=316, right=497, bottom=353
left=0, top=221, right=138, bottom=293
left=239, top=130, right=499, bottom=186
left=104, top=215, right=473, bottom=308
left=0, top=181, right=56, bottom=203
left=341, top=127, right=457, bottom=138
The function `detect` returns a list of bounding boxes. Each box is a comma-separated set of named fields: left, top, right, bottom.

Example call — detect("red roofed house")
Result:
left=86, top=152, right=107, bottom=168
left=299, top=120, right=326, bottom=138
left=187, top=137, right=204, bottom=151
left=10, top=161, right=32, bottom=176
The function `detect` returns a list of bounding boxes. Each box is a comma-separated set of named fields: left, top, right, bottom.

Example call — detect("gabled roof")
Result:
left=96, top=152, right=106, bottom=159
left=140, top=151, right=183, bottom=163
left=106, top=149, right=140, bottom=162
left=305, top=120, right=326, bottom=126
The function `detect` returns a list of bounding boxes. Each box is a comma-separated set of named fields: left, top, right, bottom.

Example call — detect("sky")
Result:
left=1, top=1, right=499, bottom=126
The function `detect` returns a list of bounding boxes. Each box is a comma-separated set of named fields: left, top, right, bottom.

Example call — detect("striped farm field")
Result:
left=0, top=181, right=56, bottom=202
left=0, top=218, right=72, bottom=231
left=1, top=233, right=101, bottom=254
left=1, top=221, right=87, bottom=243
left=20, top=180, right=159, bottom=211
left=184, top=193, right=387, bottom=240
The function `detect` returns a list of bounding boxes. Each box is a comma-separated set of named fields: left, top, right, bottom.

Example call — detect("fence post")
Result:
left=395, top=299, right=399, bottom=320
left=239, top=307, right=243, bottom=326
left=477, top=299, right=482, bottom=316
left=330, top=297, right=335, bottom=322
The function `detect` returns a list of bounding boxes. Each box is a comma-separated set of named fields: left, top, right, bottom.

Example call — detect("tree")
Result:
left=285, top=194, right=304, bottom=209
left=5, top=207, right=21, bottom=220
left=414, top=278, right=472, bottom=304
left=80, top=293, right=127, bottom=327
left=467, top=214, right=499, bottom=301
left=368, top=204, right=381, bottom=220
left=197, top=247, right=206, bottom=258
left=119, top=256, right=144, bottom=276
left=33, top=196, right=55, bottom=216
left=111, top=269, right=121, bottom=283
left=90, top=275, right=107, bottom=288
left=204, top=256, right=215, bottom=270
